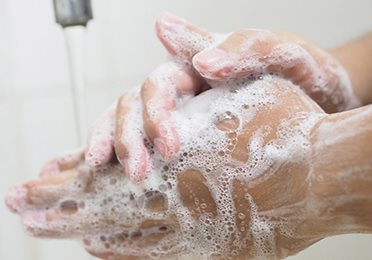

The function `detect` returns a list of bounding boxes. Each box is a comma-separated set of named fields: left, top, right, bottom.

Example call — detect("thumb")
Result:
left=155, top=12, right=216, bottom=60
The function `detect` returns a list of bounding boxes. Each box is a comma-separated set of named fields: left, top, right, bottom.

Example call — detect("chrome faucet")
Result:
left=53, top=0, right=93, bottom=27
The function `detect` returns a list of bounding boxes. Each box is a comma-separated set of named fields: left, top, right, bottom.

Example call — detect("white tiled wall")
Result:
left=0, top=0, right=371, bottom=259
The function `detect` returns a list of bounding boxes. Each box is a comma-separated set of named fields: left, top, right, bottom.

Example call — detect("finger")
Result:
left=39, top=148, right=84, bottom=178
left=5, top=170, right=81, bottom=214
left=6, top=171, right=92, bottom=238
left=141, top=60, right=204, bottom=160
left=155, top=13, right=221, bottom=90
left=21, top=207, right=88, bottom=238
left=150, top=13, right=219, bottom=160
left=21, top=210, right=61, bottom=237
left=193, top=29, right=281, bottom=80
left=155, top=12, right=216, bottom=60
left=115, top=91, right=150, bottom=182
left=85, top=104, right=116, bottom=168
left=192, top=29, right=353, bottom=112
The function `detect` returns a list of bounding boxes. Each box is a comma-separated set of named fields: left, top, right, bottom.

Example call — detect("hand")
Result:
left=55, top=14, right=214, bottom=181
left=40, top=13, right=364, bottom=182
left=80, top=60, right=204, bottom=182
left=82, top=13, right=362, bottom=182
left=7, top=76, right=372, bottom=259
left=157, top=13, right=361, bottom=113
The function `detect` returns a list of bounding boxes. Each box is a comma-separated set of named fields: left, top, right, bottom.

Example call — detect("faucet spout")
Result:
left=53, top=0, right=93, bottom=28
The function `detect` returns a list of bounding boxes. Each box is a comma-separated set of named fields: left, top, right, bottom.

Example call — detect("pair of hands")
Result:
left=8, top=76, right=334, bottom=259
left=63, top=12, right=358, bottom=183
left=6, top=13, right=367, bottom=260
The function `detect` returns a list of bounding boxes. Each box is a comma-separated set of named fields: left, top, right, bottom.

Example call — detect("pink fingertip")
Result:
left=192, top=49, right=235, bottom=80
left=39, top=160, right=59, bottom=178
left=125, top=145, right=150, bottom=183
left=86, top=140, right=113, bottom=168
left=5, top=185, right=28, bottom=213
left=194, top=48, right=227, bottom=67
left=156, top=12, right=186, bottom=31
left=155, top=12, right=188, bottom=55
left=22, top=211, right=47, bottom=236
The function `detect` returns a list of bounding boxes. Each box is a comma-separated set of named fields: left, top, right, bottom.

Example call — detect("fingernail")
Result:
left=154, top=137, right=168, bottom=159
left=193, top=49, right=237, bottom=80
left=194, top=48, right=227, bottom=69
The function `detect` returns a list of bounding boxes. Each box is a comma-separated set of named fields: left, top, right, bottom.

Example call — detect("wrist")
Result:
left=310, top=106, right=372, bottom=233
left=330, top=33, right=372, bottom=106
left=293, top=40, right=361, bottom=112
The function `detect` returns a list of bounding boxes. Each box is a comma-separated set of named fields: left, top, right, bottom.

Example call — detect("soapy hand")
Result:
left=4, top=77, right=323, bottom=259
left=81, top=62, right=204, bottom=182
left=82, top=14, right=215, bottom=180
left=156, top=13, right=361, bottom=113
left=81, top=13, right=361, bottom=182
left=6, top=75, right=372, bottom=259
left=191, top=30, right=362, bottom=112
left=40, top=13, right=362, bottom=182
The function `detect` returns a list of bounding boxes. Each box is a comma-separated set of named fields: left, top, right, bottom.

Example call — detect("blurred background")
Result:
left=0, top=0, right=371, bottom=259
